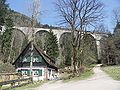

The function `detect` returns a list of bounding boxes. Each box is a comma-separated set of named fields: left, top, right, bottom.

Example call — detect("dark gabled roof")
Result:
left=34, top=44, right=58, bottom=70
left=13, top=42, right=58, bottom=70
left=12, top=42, right=31, bottom=65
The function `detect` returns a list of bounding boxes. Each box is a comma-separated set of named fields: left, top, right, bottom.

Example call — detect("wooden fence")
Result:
left=0, top=73, right=32, bottom=90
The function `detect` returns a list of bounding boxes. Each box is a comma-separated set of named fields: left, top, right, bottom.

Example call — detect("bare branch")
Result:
left=55, top=0, right=104, bottom=31
left=113, top=8, right=120, bottom=23
left=55, top=0, right=104, bottom=74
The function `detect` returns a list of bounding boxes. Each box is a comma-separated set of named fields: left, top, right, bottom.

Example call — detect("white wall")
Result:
left=16, top=67, right=57, bottom=81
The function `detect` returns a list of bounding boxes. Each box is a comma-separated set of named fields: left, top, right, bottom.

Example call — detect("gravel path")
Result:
left=34, top=64, right=120, bottom=90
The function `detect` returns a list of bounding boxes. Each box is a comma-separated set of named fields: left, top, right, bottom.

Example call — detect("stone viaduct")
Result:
left=0, top=26, right=107, bottom=60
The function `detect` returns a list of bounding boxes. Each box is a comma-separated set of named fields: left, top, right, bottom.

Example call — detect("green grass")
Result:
left=62, top=70, right=94, bottom=83
left=88, top=64, right=96, bottom=68
left=102, top=66, right=120, bottom=81
left=77, top=70, right=93, bottom=79
left=2, top=81, right=46, bottom=90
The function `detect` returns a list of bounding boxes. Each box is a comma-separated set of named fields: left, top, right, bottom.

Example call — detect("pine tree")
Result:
left=0, top=0, right=8, bottom=25
left=2, top=16, right=13, bottom=63
left=45, top=28, right=59, bottom=61
left=35, top=37, right=43, bottom=50
left=0, top=0, right=14, bottom=63
left=21, top=36, right=29, bottom=51
left=60, top=33, right=72, bottom=66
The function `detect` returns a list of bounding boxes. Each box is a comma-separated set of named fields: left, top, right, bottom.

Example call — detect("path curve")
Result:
left=34, top=64, right=120, bottom=90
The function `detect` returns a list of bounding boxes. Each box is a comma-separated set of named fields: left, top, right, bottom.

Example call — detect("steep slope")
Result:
left=10, top=10, right=40, bottom=27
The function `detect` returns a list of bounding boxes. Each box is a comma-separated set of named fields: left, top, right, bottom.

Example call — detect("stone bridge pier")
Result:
left=10, top=26, right=107, bottom=62
left=91, top=34, right=103, bottom=62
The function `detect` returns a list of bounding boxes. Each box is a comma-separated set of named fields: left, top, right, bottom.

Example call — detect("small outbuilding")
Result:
left=13, top=42, right=58, bottom=81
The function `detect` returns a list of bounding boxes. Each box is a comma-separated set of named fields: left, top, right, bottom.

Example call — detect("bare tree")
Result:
left=55, top=0, right=104, bottom=74
left=27, top=0, right=41, bottom=41
left=93, top=23, right=109, bottom=34
left=27, top=0, right=41, bottom=80
left=113, top=8, right=120, bottom=23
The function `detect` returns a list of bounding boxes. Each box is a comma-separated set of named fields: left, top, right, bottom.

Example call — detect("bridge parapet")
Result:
left=13, top=26, right=108, bottom=60
left=14, top=26, right=107, bottom=41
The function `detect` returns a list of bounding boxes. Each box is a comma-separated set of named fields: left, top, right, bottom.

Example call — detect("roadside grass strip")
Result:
left=102, top=66, right=120, bottom=80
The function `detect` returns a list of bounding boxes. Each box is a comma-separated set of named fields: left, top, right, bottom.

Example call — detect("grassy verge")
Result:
left=102, top=66, right=120, bottom=81
left=2, top=81, right=46, bottom=90
left=61, top=69, right=94, bottom=83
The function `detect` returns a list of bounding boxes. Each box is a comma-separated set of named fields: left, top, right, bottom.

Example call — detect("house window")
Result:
left=34, top=71, right=39, bottom=76
left=22, top=70, right=28, bottom=76
left=33, top=56, right=42, bottom=62
left=22, top=55, right=31, bottom=62
left=18, top=70, right=21, bottom=73
left=22, top=55, right=42, bottom=63
left=39, top=69, right=42, bottom=76
left=33, top=69, right=42, bottom=76
left=23, top=57, right=27, bottom=62
left=33, top=56, right=39, bottom=62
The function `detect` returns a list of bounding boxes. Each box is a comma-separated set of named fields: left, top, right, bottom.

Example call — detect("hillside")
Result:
left=10, top=10, right=41, bottom=27
left=10, top=10, right=66, bottom=30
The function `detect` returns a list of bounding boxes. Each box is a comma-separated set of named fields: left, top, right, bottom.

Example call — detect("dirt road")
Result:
left=34, top=65, right=120, bottom=90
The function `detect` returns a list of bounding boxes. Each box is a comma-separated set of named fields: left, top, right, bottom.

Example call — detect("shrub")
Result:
left=0, top=62, right=15, bottom=73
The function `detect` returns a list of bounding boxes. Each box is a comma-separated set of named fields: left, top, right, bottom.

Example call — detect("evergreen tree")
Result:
left=2, top=16, right=13, bottom=63
left=21, top=36, right=29, bottom=50
left=35, top=37, right=43, bottom=50
left=60, top=33, right=72, bottom=66
left=45, top=28, right=59, bottom=61
left=0, top=0, right=8, bottom=25
left=0, top=0, right=14, bottom=63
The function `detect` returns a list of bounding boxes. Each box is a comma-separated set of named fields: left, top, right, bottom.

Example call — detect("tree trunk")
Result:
left=8, top=34, right=15, bottom=63
left=107, top=54, right=110, bottom=65
left=73, top=46, right=77, bottom=75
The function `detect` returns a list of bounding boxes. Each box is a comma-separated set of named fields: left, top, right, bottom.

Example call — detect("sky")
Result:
left=7, top=0, right=120, bottom=32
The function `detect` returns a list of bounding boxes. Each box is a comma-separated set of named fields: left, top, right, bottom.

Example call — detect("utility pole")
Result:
left=28, top=0, right=41, bottom=81
left=30, top=41, right=33, bottom=82
left=30, top=15, right=35, bottom=82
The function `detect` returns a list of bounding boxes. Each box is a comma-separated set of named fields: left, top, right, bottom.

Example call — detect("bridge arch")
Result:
left=59, top=32, right=72, bottom=66
left=13, top=28, right=26, bottom=37
left=13, top=26, right=107, bottom=61
left=36, top=30, right=50, bottom=36
left=12, top=28, right=26, bottom=49
left=59, top=32, right=72, bottom=48
left=35, top=30, right=50, bottom=50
